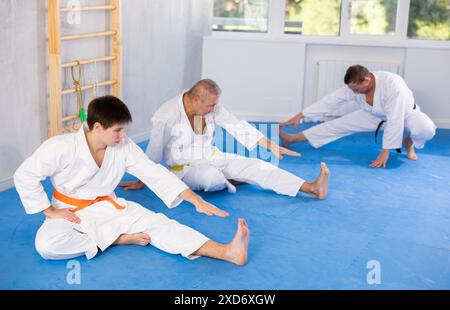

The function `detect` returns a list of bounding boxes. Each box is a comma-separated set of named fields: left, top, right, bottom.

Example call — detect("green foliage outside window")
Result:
left=408, top=0, right=450, bottom=40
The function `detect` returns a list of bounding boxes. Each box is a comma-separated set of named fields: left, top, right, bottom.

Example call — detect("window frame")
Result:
left=211, top=0, right=450, bottom=49
left=340, top=0, right=405, bottom=39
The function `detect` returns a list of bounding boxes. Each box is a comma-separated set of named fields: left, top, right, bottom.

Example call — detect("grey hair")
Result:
left=187, top=79, right=222, bottom=102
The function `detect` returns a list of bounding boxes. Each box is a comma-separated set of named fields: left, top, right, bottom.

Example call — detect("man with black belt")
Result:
left=279, top=65, right=436, bottom=168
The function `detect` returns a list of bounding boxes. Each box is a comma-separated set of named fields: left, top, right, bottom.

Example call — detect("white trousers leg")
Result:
left=125, top=202, right=209, bottom=259
left=404, top=107, right=436, bottom=149
left=303, top=109, right=381, bottom=148
left=182, top=164, right=236, bottom=193
left=35, top=218, right=98, bottom=260
left=220, top=154, right=305, bottom=197
left=182, top=153, right=304, bottom=197
left=35, top=204, right=209, bottom=261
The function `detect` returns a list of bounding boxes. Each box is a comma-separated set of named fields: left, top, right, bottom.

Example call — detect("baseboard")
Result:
left=0, top=176, right=14, bottom=192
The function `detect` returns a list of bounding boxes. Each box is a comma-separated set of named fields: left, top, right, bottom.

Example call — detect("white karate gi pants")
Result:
left=179, top=153, right=305, bottom=197
left=34, top=201, right=209, bottom=260
left=303, top=107, right=436, bottom=149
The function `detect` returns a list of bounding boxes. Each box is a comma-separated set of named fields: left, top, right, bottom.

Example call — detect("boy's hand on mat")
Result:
left=271, top=144, right=301, bottom=159
left=43, top=206, right=81, bottom=224
left=194, top=199, right=230, bottom=218
left=118, top=180, right=145, bottom=190
left=279, top=112, right=304, bottom=130
left=370, top=149, right=390, bottom=168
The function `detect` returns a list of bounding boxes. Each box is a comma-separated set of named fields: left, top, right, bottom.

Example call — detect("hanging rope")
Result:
left=62, top=66, right=70, bottom=126
left=70, top=60, right=87, bottom=127
left=93, top=58, right=99, bottom=99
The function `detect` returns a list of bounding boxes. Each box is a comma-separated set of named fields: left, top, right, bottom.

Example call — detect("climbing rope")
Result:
left=70, top=60, right=87, bottom=127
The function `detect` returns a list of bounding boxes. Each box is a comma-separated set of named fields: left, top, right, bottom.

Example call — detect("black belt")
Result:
left=374, top=103, right=416, bottom=153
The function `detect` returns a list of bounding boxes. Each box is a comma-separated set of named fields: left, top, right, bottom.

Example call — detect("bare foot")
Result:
left=226, top=218, right=250, bottom=266
left=403, top=137, right=418, bottom=161
left=300, top=162, right=331, bottom=199
left=114, top=232, right=151, bottom=246
left=279, top=130, right=297, bottom=148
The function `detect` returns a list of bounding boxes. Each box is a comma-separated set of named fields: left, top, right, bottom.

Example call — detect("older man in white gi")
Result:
left=120, top=79, right=330, bottom=200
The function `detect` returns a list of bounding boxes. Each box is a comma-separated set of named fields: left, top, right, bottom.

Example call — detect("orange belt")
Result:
left=53, top=189, right=126, bottom=213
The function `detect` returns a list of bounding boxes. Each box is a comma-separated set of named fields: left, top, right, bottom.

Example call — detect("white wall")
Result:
left=202, top=37, right=306, bottom=122
left=0, top=0, right=213, bottom=191
left=122, top=0, right=213, bottom=141
left=0, top=0, right=47, bottom=191
left=404, top=48, right=450, bottom=128
left=202, top=36, right=450, bottom=128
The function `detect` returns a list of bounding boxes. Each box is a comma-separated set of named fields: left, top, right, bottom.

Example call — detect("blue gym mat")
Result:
left=1, top=123, right=449, bottom=290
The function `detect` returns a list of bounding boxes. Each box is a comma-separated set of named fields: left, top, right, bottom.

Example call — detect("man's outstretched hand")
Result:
left=370, top=149, right=390, bottom=168
left=259, top=137, right=301, bottom=159
left=270, top=143, right=301, bottom=160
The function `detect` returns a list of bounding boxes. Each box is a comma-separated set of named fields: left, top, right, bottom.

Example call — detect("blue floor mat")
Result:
left=1, top=123, right=449, bottom=290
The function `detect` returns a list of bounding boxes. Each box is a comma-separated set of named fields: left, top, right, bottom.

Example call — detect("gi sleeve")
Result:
left=303, top=86, right=357, bottom=121
left=14, top=138, right=70, bottom=214
left=381, top=90, right=407, bottom=150
left=126, top=139, right=188, bottom=208
left=213, top=105, right=264, bottom=151
left=145, top=115, right=169, bottom=164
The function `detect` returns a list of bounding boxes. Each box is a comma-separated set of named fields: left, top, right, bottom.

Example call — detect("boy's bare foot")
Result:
left=225, top=218, right=250, bottom=266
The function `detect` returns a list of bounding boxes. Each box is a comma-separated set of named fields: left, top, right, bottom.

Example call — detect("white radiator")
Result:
left=316, top=60, right=400, bottom=100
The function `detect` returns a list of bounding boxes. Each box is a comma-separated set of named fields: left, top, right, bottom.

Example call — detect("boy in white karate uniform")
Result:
left=14, top=95, right=249, bottom=265
left=279, top=65, right=436, bottom=168
left=120, top=79, right=330, bottom=200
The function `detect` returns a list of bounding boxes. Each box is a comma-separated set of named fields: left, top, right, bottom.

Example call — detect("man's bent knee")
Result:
left=411, top=123, right=436, bottom=143
left=203, top=173, right=228, bottom=192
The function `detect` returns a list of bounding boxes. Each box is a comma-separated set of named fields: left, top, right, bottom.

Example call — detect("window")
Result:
left=212, top=0, right=270, bottom=33
left=408, top=0, right=450, bottom=40
left=212, top=0, right=450, bottom=43
left=284, top=0, right=342, bottom=35
left=349, top=0, right=398, bottom=35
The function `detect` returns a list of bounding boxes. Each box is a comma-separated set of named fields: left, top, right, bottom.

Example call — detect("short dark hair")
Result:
left=87, top=95, right=132, bottom=130
left=344, top=65, right=370, bottom=84
left=187, top=79, right=221, bottom=102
